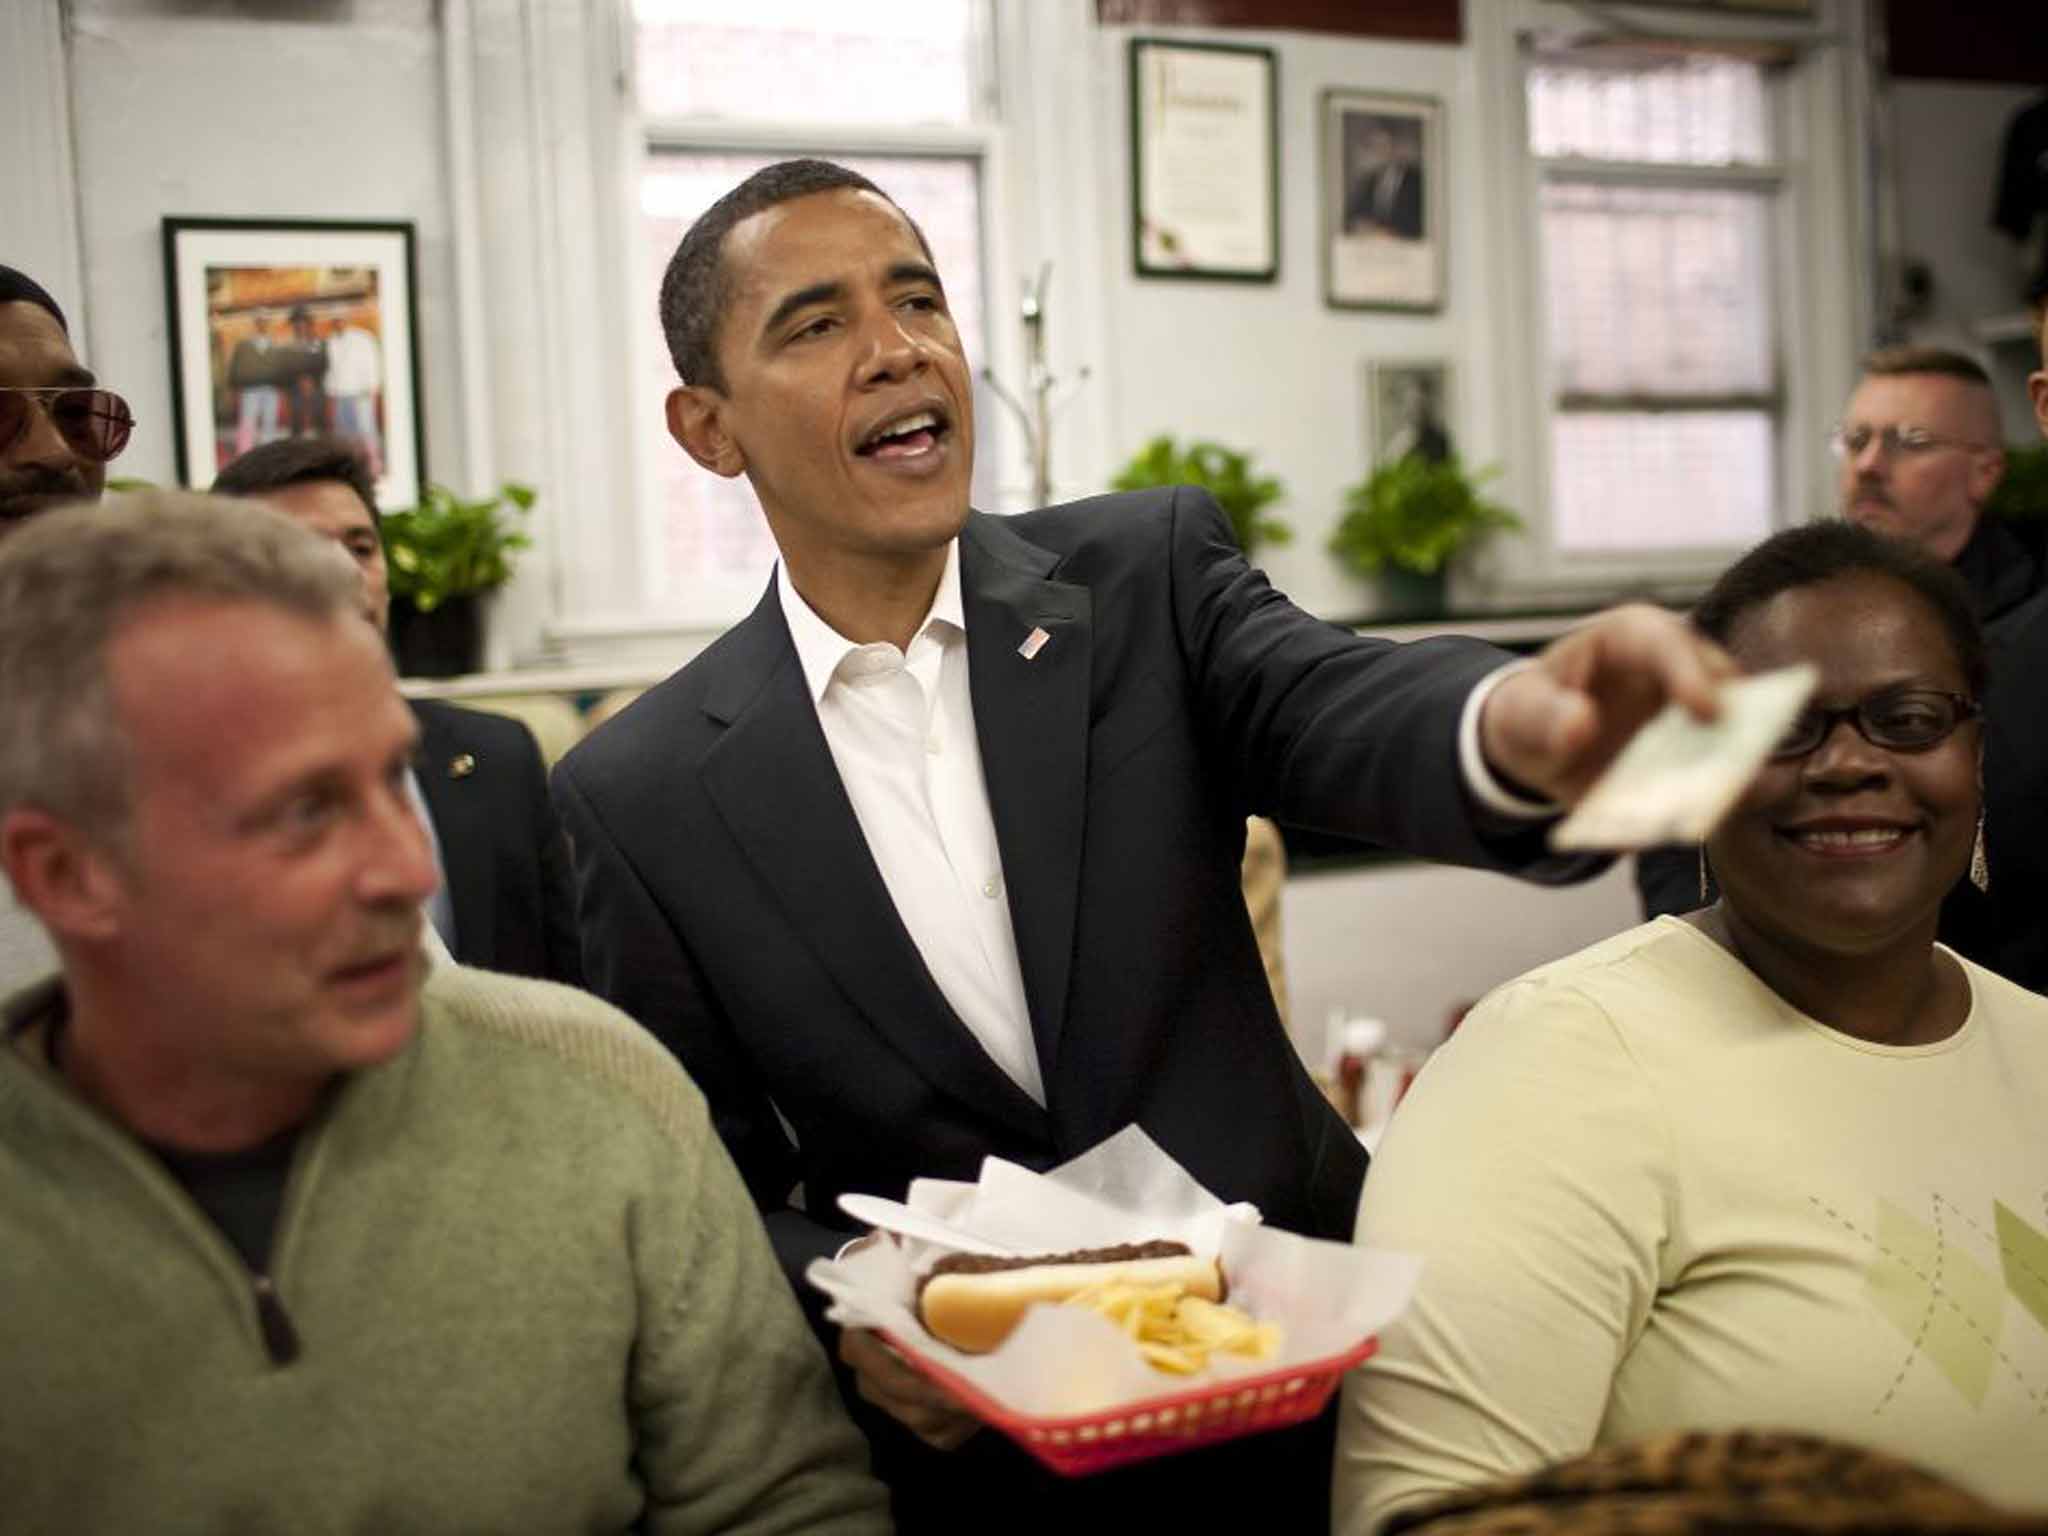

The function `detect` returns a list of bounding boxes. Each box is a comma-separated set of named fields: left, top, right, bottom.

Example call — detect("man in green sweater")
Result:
left=0, top=492, right=890, bottom=1535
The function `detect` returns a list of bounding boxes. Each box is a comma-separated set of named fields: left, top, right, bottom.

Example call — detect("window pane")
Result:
left=1542, top=182, right=1774, bottom=397
left=1551, top=411, right=1773, bottom=550
left=1528, top=56, right=1771, bottom=165
left=634, top=0, right=977, bottom=125
left=639, top=152, right=986, bottom=604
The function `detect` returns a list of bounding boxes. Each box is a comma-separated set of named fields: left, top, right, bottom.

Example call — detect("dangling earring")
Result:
left=1970, top=810, right=1990, bottom=893
left=1697, top=845, right=1711, bottom=906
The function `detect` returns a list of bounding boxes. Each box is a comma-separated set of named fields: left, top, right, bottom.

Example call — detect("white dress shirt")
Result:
left=776, top=542, right=1551, bottom=1107
left=778, top=544, right=1045, bottom=1104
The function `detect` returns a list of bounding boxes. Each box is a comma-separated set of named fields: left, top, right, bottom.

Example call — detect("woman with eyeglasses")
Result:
left=1334, top=521, right=2048, bottom=1532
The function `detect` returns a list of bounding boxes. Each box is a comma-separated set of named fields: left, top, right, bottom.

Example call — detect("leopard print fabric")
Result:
left=1383, top=1430, right=2048, bottom=1536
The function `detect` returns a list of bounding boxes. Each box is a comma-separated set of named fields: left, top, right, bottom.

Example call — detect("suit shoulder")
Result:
left=1000, top=485, right=1231, bottom=569
left=421, top=962, right=710, bottom=1147
left=558, top=639, right=740, bottom=785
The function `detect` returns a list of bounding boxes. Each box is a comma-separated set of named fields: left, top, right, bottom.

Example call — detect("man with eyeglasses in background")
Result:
left=1638, top=345, right=2037, bottom=920
left=0, top=263, right=135, bottom=995
left=1833, top=347, right=2035, bottom=617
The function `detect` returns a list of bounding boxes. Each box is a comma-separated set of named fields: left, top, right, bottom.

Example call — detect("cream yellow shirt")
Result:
left=1338, top=917, right=2048, bottom=1530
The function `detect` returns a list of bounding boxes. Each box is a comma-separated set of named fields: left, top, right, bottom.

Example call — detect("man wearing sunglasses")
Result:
left=0, top=265, right=133, bottom=535
left=0, top=264, right=133, bottom=1000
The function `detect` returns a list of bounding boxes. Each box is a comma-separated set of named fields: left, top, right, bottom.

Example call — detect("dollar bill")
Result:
left=1550, top=663, right=1819, bottom=852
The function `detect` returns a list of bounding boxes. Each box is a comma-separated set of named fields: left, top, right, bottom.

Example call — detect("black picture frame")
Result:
left=163, top=216, right=425, bottom=510
left=1322, top=89, right=1446, bottom=313
left=1129, top=37, right=1280, bottom=283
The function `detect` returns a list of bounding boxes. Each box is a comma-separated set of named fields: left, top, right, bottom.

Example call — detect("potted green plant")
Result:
left=1110, top=436, right=1292, bottom=557
left=1329, top=455, right=1521, bottom=618
left=383, top=481, right=535, bottom=677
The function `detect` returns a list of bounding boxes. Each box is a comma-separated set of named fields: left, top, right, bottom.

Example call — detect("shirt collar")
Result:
left=776, top=539, right=964, bottom=706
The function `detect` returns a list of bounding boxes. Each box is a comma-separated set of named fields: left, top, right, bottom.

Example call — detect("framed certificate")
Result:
left=1323, top=89, right=1445, bottom=312
left=1129, top=38, right=1279, bottom=283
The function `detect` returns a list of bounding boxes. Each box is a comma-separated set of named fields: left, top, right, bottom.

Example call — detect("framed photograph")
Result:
left=1323, top=90, right=1445, bottom=312
left=1367, top=360, right=1456, bottom=468
left=163, top=218, right=423, bottom=509
left=1130, top=38, right=1278, bottom=282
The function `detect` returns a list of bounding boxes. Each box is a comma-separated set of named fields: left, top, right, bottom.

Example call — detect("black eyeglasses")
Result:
left=1772, top=686, right=1979, bottom=760
left=0, top=386, right=136, bottom=463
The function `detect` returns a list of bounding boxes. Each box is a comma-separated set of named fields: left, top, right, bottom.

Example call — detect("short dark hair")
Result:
left=212, top=435, right=378, bottom=521
left=1693, top=521, right=1987, bottom=700
left=1860, top=345, right=1994, bottom=391
left=656, top=158, right=933, bottom=392
left=0, top=264, right=68, bottom=336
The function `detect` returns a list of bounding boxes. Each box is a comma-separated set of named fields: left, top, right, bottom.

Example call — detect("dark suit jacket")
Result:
left=1344, top=162, right=1424, bottom=240
left=1939, top=584, right=2048, bottom=991
left=411, top=699, right=582, bottom=987
left=552, top=489, right=1591, bottom=1526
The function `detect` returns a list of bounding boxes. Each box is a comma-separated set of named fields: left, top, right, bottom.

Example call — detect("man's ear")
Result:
left=1, top=807, right=127, bottom=945
left=1967, top=443, right=2007, bottom=506
left=2030, top=369, right=2047, bottom=442
left=667, top=385, right=746, bottom=480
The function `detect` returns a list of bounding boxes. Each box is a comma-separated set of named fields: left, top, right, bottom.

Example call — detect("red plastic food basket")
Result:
left=881, top=1329, right=1380, bottom=1476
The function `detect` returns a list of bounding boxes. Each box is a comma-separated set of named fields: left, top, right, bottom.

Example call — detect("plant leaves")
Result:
left=1108, top=435, right=1291, bottom=555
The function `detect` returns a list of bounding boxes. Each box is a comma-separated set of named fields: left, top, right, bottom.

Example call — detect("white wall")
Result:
left=1891, top=79, right=2044, bottom=443
left=62, top=0, right=469, bottom=497
left=1076, top=23, right=1497, bottom=621
left=1283, top=857, right=1643, bottom=1070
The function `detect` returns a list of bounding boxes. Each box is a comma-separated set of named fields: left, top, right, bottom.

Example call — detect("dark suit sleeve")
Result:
left=516, top=740, right=585, bottom=989
left=1160, top=486, right=1600, bottom=882
left=552, top=757, right=844, bottom=1283
left=1635, top=844, right=1709, bottom=919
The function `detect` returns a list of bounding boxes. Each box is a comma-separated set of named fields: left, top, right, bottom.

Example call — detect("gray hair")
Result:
left=0, top=491, right=363, bottom=832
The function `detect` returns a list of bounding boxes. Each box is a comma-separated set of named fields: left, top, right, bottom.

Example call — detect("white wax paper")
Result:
left=805, top=1124, right=1420, bottom=1419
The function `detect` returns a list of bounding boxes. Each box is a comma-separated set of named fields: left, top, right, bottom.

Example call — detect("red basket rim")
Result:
left=880, top=1326, right=1380, bottom=1434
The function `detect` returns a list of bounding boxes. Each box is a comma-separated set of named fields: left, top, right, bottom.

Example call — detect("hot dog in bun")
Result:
left=916, top=1240, right=1225, bottom=1354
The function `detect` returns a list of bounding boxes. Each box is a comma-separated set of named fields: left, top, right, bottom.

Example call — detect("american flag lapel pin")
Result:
left=1018, top=625, right=1052, bottom=661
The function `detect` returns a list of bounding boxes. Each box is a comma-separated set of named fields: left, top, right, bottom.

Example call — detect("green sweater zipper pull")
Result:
left=250, top=1273, right=301, bottom=1366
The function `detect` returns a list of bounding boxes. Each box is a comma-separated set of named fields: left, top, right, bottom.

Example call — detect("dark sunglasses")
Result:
left=0, top=386, right=136, bottom=463
left=1772, top=686, right=1978, bottom=760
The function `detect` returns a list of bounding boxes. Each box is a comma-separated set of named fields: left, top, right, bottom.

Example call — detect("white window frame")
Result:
left=541, top=0, right=1024, bottom=656
left=1468, top=0, right=1873, bottom=605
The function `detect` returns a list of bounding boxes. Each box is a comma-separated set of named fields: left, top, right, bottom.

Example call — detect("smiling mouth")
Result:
left=855, top=408, right=949, bottom=461
left=1780, top=825, right=1914, bottom=855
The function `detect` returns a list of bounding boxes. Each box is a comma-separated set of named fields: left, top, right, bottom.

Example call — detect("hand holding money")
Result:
left=1551, top=664, right=1818, bottom=850
left=1480, top=604, right=1739, bottom=807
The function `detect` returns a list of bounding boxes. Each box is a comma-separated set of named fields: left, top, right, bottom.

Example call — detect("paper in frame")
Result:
left=1130, top=38, right=1279, bottom=283
left=1323, top=88, right=1445, bottom=312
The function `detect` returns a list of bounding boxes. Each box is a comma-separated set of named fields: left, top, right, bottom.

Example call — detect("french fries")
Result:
left=1063, top=1279, right=1283, bottom=1375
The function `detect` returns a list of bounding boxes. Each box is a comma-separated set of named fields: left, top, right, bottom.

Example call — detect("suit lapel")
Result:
left=701, top=585, right=1047, bottom=1143
left=959, top=515, right=1091, bottom=1079
left=410, top=702, right=497, bottom=966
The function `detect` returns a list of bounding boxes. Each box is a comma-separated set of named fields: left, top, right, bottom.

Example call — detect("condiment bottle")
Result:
left=1335, top=1017, right=1386, bottom=1128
